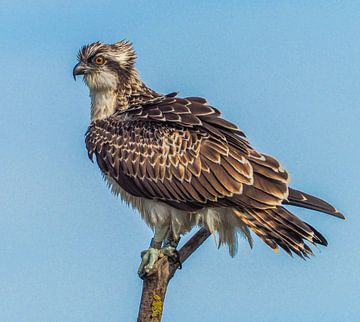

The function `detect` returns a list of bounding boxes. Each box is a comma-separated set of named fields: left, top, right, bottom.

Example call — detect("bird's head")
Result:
left=73, top=40, right=137, bottom=91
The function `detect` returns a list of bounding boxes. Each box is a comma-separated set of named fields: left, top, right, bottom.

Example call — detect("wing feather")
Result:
left=85, top=93, right=343, bottom=258
left=86, top=95, right=290, bottom=212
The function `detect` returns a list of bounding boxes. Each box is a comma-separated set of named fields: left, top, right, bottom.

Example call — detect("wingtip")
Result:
left=287, top=188, right=346, bottom=220
left=332, top=209, right=346, bottom=220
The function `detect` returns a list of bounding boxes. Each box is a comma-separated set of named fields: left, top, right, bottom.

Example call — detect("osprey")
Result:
left=73, top=40, right=344, bottom=276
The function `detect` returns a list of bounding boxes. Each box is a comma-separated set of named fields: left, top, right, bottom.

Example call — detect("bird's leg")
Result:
left=138, top=225, right=169, bottom=278
left=164, top=230, right=181, bottom=248
left=163, top=230, right=182, bottom=269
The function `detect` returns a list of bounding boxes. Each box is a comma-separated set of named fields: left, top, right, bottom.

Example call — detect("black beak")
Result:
left=72, top=62, right=87, bottom=80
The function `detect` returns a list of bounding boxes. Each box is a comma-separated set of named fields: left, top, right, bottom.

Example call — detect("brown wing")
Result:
left=86, top=94, right=344, bottom=258
left=85, top=95, right=289, bottom=212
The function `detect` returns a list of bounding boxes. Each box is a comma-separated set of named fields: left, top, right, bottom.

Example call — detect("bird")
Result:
left=73, top=40, right=344, bottom=276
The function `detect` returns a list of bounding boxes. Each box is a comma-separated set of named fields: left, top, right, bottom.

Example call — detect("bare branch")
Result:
left=137, top=228, right=211, bottom=322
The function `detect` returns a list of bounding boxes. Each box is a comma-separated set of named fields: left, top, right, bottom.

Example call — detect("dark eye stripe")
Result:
left=87, top=55, right=96, bottom=63
left=106, top=60, right=123, bottom=75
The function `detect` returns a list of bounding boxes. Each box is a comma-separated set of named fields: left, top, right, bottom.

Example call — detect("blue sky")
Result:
left=1, top=1, right=359, bottom=321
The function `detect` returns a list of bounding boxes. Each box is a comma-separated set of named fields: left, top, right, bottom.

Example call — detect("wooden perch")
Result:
left=137, top=228, right=211, bottom=322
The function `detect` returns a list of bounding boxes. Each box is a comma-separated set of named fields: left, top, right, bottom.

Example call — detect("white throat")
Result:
left=90, top=89, right=117, bottom=121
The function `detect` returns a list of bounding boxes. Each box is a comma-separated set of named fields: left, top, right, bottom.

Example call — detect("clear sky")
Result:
left=1, top=1, right=359, bottom=321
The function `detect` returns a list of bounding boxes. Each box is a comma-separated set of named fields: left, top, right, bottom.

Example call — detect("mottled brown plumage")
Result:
left=75, top=40, right=344, bottom=259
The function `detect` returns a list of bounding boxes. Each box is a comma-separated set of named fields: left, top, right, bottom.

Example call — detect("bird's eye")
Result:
left=94, top=56, right=105, bottom=65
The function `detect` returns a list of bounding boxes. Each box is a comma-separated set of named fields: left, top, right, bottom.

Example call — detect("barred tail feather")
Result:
left=235, top=206, right=328, bottom=259
left=284, top=188, right=345, bottom=219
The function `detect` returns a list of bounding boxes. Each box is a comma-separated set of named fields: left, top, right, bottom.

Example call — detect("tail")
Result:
left=233, top=188, right=344, bottom=259
left=284, top=188, right=345, bottom=219
left=235, top=207, right=330, bottom=259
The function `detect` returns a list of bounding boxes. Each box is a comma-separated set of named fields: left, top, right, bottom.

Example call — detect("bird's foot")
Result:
left=169, top=248, right=182, bottom=270
left=137, top=246, right=178, bottom=278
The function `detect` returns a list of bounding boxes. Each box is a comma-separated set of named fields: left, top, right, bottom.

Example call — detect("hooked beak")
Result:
left=72, top=62, right=88, bottom=80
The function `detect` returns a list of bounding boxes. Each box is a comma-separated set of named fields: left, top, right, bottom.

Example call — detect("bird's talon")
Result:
left=161, top=245, right=176, bottom=256
left=137, top=246, right=181, bottom=277
left=169, top=248, right=182, bottom=269
left=138, top=247, right=162, bottom=277
left=174, top=249, right=182, bottom=270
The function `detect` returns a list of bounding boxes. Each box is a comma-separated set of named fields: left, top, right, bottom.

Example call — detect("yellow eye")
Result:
left=94, top=56, right=104, bottom=65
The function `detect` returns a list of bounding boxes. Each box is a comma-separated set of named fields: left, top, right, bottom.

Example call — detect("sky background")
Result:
left=1, top=1, right=360, bottom=321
